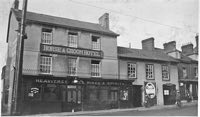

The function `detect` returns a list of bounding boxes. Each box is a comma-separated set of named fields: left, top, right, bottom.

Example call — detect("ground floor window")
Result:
left=43, top=84, right=61, bottom=101
left=120, top=89, right=128, bottom=100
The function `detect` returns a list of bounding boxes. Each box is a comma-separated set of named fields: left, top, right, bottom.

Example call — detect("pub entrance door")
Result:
left=62, top=85, right=82, bottom=112
left=163, top=84, right=176, bottom=105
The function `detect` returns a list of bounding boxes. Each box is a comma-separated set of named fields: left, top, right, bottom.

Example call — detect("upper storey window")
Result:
left=68, top=32, right=78, bottom=48
left=41, top=28, right=52, bottom=44
left=146, top=64, right=154, bottom=80
left=162, top=65, right=170, bottom=81
left=40, top=55, right=52, bottom=74
left=127, top=63, right=137, bottom=79
left=92, top=36, right=100, bottom=50
left=183, top=67, right=187, bottom=78
left=194, top=67, right=198, bottom=78
left=91, top=60, right=101, bottom=77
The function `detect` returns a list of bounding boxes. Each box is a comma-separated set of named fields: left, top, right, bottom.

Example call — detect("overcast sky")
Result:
left=0, top=0, right=199, bottom=74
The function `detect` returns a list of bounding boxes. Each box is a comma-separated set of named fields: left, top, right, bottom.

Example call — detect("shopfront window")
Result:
left=43, top=84, right=60, bottom=101
left=120, top=89, right=128, bottom=100
left=110, top=90, right=118, bottom=101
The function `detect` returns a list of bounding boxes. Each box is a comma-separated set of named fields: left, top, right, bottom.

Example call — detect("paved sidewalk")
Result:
left=31, top=100, right=198, bottom=116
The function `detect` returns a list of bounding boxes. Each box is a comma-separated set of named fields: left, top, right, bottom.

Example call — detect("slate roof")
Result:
left=117, top=46, right=178, bottom=62
left=11, top=8, right=119, bottom=37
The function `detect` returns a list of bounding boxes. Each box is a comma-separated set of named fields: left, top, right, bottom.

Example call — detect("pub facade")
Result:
left=4, top=7, right=134, bottom=114
left=3, top=5, right=182, bottom=115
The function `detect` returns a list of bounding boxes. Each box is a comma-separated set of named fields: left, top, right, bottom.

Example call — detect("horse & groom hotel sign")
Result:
left=40, top=44, right=103, bottom=58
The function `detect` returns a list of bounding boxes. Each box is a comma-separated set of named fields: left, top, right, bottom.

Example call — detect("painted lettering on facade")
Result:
left=86, top=81, right=126, bottom=86
left=41, top=44, right=103, bottom=58
left=35, top=79, right=68, bottom=84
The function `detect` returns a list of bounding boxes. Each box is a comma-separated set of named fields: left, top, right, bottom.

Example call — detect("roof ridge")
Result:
left=13, top=8, right=100, bottom=26
left=11, top=8, right=119, bottom=37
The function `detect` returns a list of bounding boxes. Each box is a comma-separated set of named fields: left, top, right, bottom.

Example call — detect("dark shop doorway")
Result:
left=132, top=85, right=142, bottom=107
left=163, top=84, right=176, bottom=105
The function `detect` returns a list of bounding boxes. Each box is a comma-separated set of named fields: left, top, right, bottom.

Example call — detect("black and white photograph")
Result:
left=0, top=0, right=198, bottom=116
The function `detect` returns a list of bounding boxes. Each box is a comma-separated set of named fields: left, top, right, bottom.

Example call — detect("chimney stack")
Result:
left=142, top=37, right=155, bottom=51
left=13, top=0, right=19, bottom=9
left=129, top=43, right=131, bottom=48
left=195, top=34, right=198, bottom=53
left=99, top=13, right=109, bottom=29
left=163, top=41, right=176, bottom=53
left=181, top=43, right=194, bottom=56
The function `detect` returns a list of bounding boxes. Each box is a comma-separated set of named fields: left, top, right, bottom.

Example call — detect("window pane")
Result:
left=40, top=56, right=52, bottom=74
left=128, top=63, right=136, bottom=78
left=42, top=31, right=52, bottom=44
left=68, top=34, right=78, bottom=48
left=91, top=60, right=101, bottom=77
left=43, top=84, right=60, bottom=101
left=68, top=58, right=77, bottom=76
left=162, top=65, right=169, bottom=80
left=146, top=64, right=154, bottom=79
left=92, top=36, right=100, bottom=50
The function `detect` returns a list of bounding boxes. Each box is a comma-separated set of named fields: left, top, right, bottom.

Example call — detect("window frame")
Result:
left=162, top=65, right=170, bottom=81
left=194, top=67, right=198, bottom=78
left=145, top=64, right=154, bottom=80
left=68, top=32, right=78, bottom=48
left=127, top=62, right=137, bottom=79
left=41, top=28, right=53, bottom=45
left=39, top=55, right=52, bottom=75
left=91, top=35, right=101, bottom=50
left=91, top=60, right=101, bottom=77
left=68, top=58, right=78, bottom=76
left=182, top=67, right=187, bottom=78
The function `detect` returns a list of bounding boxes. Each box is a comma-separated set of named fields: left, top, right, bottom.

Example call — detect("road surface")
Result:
left=73, top=105, right=197, bottom=116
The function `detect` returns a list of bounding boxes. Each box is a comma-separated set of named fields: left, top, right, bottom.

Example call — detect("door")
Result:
left=62, top=85, right=82, bottom=112
left=163, top=84, right=176, bottom=105
left=132, top=85, right=142, bottom=107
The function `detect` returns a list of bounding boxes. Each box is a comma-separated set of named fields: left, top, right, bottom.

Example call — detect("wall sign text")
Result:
left=41, top=44, right=103, bottom=58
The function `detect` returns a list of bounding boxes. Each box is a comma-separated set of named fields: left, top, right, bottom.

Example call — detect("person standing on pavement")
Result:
left=176, top=90, right=181, bottom=108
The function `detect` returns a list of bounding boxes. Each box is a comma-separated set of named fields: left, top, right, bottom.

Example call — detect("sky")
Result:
left=0, top=0, right=199, bottom=75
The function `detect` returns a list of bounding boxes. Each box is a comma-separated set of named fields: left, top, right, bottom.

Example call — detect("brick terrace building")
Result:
left=3, top=7, right=133, bottom=114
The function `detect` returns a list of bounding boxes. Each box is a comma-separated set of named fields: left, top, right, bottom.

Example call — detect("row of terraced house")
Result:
left=1, top=5, right=198, bottom=115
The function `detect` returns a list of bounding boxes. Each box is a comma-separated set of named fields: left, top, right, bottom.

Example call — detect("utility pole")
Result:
left=12, top=0, right=28, bottom=115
